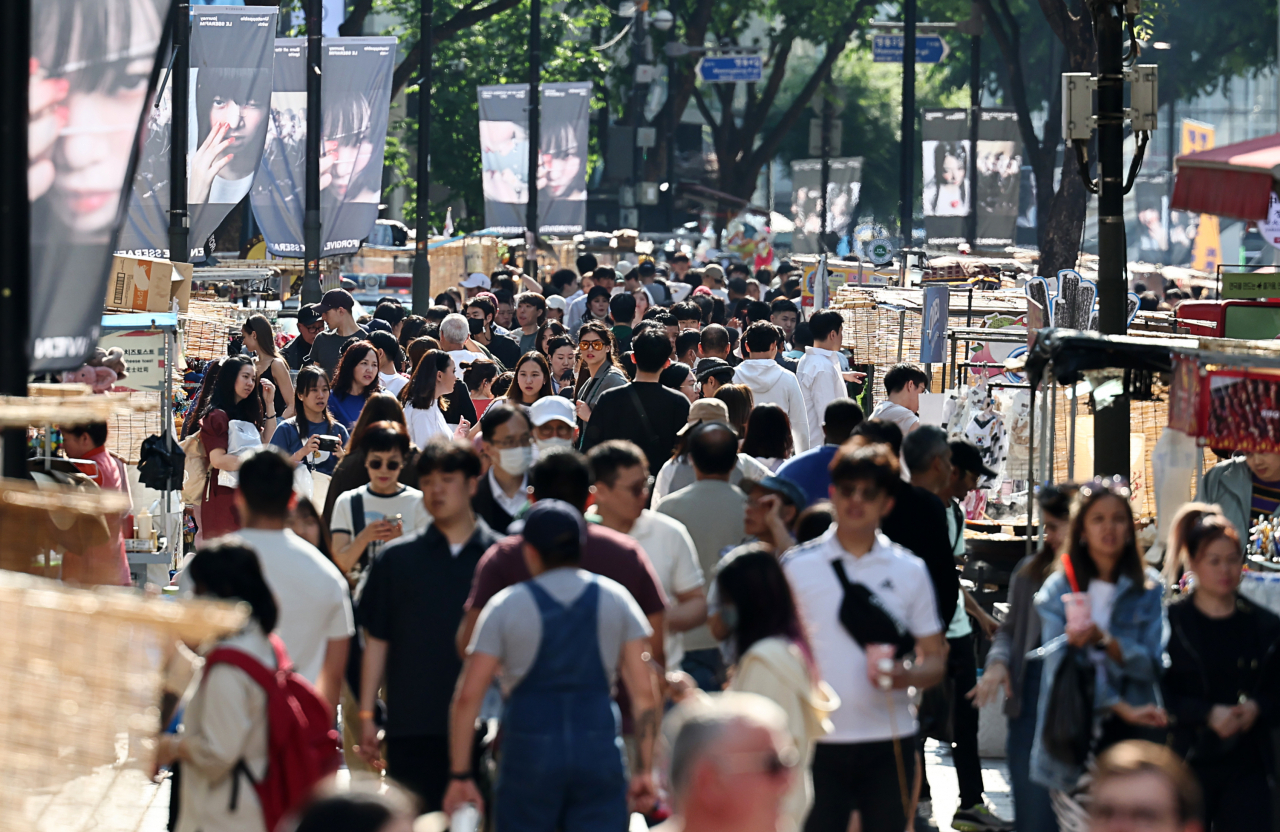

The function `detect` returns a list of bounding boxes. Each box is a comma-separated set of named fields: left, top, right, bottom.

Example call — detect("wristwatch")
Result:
left=449, top=771, right=473, bottom=781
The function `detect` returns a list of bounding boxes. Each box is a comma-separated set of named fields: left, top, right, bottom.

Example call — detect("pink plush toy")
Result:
left=61, top=347, right=127, bottom=393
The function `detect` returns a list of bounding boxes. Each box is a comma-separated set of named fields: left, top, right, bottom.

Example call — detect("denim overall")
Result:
left=494, top=576, right=629, bottom=832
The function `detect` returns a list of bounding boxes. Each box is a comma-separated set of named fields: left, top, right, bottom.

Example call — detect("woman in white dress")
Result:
left=401, top=349, right=469, bottom=447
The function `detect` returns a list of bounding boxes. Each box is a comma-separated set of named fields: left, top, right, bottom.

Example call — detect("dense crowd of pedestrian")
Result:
left=120, top=255, right=1280, bottom=832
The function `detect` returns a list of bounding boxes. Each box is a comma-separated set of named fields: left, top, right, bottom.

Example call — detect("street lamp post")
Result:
left=411, top=0, right=433, bottom=314
left=525, top=0, right=541, bottom=277
left=899, top=0, right=916, bottom=249
left=302, top=0, right=323, bottom=305
left=170, top=4, right=190, bottom=265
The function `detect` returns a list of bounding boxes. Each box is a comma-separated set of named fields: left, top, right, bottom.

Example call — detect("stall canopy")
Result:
left=1171, top=133, right=1280, bottom=221
left=1024, top=329, right=1197, bottom=387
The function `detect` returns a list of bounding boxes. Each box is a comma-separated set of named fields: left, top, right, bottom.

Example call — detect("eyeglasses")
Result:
left=622, top=477, right=654, bottom=498
left=834, top=483, right=884, bottom=502
left=578, top=341, right=606, bottom=353
left=715, top=748, right=799, bottom=778
left=490, top=436, right=532, bottom=450
left=367, top=459, right=402, bottom=471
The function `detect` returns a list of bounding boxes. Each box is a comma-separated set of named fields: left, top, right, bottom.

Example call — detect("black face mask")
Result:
left=468, top=317, right=485, bottom=336
left=831, top=560, right=916, bottom=658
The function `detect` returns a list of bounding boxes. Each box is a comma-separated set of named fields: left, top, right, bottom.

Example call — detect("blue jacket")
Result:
left=1029, top=566, right=1168, bottom=791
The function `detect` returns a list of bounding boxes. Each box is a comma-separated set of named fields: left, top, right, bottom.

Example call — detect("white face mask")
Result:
left=534, top=437, right=574, bottom=456
left=497, top=445, right=533, bottom=476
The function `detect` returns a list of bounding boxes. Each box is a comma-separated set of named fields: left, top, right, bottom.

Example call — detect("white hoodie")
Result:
left=733, top=358, right=811, bottom=454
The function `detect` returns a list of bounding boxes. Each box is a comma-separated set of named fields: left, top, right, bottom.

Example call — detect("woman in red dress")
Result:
left=198, top=355, right=277, bottom=539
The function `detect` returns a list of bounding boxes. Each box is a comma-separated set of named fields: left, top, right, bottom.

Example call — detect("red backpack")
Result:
left=203, top=634, right=341, bottom=831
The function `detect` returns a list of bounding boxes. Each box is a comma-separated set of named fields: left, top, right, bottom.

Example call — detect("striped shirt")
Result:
left=1250, top=473, right=1280, bottom=522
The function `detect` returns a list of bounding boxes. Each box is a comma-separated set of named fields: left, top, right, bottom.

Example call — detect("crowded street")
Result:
left=6, top=2, right=1280, bottom=832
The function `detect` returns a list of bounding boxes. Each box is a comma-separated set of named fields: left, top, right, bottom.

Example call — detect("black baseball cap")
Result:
left=318, top=289, right=355, bottom=312
left=949, top=439, right=997, bottom=479
left=296, top=304, right=322, bottom=327
left=695, top=357, right=735, bottom=383
left=638, top=261, right=657, bottom=277
left=516, top=499, right=587, bottom=560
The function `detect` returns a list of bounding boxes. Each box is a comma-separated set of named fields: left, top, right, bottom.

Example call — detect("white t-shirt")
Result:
left=587, top=509, right=705, bottom=670
left=379, top=371, right=408, bottom=397
left=1089, top=580, right=1118, bottom=633
left=869, top=400, right=919, bottom=435
left=403, top=402, right=451, bottom=448
left=783, top=528, right=941, bottom=744
left=330, top=484, right=431, bottom=562
left=448, top=349, right=488, bottom=368
left=228, top=529, right=355, bottom=685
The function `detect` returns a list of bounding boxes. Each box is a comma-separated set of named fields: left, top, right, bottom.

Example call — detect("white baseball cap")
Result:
left=461, top=272, right=491, bottom=289
left=545, top=294, right=568, bottom=310
left=530, top=396, right=576, bottom=427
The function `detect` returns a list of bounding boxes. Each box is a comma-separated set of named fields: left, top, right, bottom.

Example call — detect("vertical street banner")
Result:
left=920, top=284, right=950, bottom=363
left=251, top=37, right=396, bottom=258
left=117, top=6, right=277, bottom=262
left=478, top=82, right=592, bottom=234
left=788, top=158, right=863, bottom=255
left=923, top=108, right=1023, bottom=246
left=921, top=109, right=970, bottom=244
left=29, top=0, right=169, bottom=372
left=974, top=110, right=1022, bottom=245
left=1181, top=119, right=1221, bottom=273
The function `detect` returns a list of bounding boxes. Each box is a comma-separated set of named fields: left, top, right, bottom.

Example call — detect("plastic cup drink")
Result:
left=451, top=804, right=480, bottom=832
left=865, top=643, right=896, bottom=691
left=1063, top=592, right=1092, bottom=633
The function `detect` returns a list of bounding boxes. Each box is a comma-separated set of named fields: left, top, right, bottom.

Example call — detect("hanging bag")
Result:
left=1042, top=555, right=1097, bottom=766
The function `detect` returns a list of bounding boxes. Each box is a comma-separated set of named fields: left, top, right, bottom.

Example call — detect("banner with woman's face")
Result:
left=116, top=6, right=277, bottom=262
left=249, top=37, right=396, bottom=258
left=29, top=0, right=167, bottom=372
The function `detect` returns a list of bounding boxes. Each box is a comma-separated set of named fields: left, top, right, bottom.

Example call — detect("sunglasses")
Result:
left=622, top=477, right=655, bottom=498
left=716, top=748, right=799, bottom=778
left=578, top=341, right=606, bottom=353
left=367, top=459, right=402, bottom=471
left=834, top=483, right=884, bottom=502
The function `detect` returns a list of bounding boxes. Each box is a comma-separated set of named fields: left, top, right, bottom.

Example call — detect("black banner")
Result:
left=789, top=157, right=862, bottom=255
left=116, top=6, right=277, bottom=261
left=922, top=108, right=1022, bottom=246
left=250, top=37, right=396, bottom=258
left=30, top=0, right=168, bottom=372
left=478, top=82, right=591, bottom=234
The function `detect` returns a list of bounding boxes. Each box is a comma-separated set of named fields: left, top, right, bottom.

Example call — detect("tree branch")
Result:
left=744, top=32, right=794, bottom=129
left=974, top=0, right=1045, bottom=173
left=338, top=0, right=374, bottom=36
left=390, top=0, right=526, bottom=99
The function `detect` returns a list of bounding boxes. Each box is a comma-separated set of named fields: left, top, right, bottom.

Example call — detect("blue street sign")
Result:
left=696, top=55, right=764, bottom=83
left=872, top=34, right=950, bottom=63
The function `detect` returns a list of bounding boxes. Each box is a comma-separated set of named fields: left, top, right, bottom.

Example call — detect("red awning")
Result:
left=1170, top=132, right=1280, bottom=221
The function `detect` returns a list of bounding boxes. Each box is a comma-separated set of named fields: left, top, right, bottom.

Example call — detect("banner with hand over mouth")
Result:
left=116, top=6, right=278, bottom=262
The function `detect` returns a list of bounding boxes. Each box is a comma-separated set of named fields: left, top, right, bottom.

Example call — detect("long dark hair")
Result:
left=204, top=355, right=264, bottom=427
left=1164, top=502, right=1241, bottom=587
left=242, top=314, right=279, bottom=360
left=536, top=320, right=568, bottom=355
left=1063, top=478, right=1146, bottom=589
left=184, top=358, right=225, bottom=439
left=402, top=349, right=454, bottom=411
left=1022, top=483, right=1076, bottom=581
left=187, top=540, right=279, bottom=634
left=332, top=340, right=382, bottom=398
left=346, top=393, right=408, bottom=453
left=716, top=546, right=816, bottom=677
left=740, top=403, right=794, bottom=460
left=293, top=365, right=336, bottom=440
left=574, top=319, right=622, bottom=392
left=290, top=497, right=333, bottom=562
left=505, top=352, right=552, bottom=405
left=714, top=384, right=754, bottom=437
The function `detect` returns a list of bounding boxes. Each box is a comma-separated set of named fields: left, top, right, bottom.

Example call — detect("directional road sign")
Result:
left=872, top=34, right=950, bottom=63
left=697, top=55, right=764, bottom=83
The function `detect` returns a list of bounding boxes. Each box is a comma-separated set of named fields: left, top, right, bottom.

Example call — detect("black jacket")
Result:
left=472, top=472, right=518, bottom=535
left=1163, top=592, right=1280, bottom=772
left=879, top=484, right=959, bottom=627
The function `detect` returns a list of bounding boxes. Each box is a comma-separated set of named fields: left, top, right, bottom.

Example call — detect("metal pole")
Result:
left=0, top=0, right=29, bottom=479
left=1026, top=381, right=1036, bottom=559
left=169, top=5, right=190, bottom=264
left=302, top=0, right=323, bottom=305
left=525, top=0, right=541, bottom=277
left=899, top=0, right=917, bottom=249
left=1093, top=0, right=1129, bottom=477
left=820, top=69, right=833, bottom=252
left=411, top=0, right=433, bottom=314
left=1069, top=389, right=1078, bottom=479
left=631, top=9, right=648, bottom=236
left=967, top=34, right=980, bottom=248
